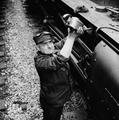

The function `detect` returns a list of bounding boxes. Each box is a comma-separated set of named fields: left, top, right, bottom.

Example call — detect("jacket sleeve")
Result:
left=54, top=38, right=66, bottom=49
left=34, top=52, right=69, bottom=70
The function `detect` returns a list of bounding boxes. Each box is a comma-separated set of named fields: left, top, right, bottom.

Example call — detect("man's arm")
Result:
left=60, top=32, right=76, bottom=58
left=60, top=27, right=84, bottom=58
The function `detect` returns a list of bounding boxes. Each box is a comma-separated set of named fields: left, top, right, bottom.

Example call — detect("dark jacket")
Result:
left=34, top=39, right=73, bottom=107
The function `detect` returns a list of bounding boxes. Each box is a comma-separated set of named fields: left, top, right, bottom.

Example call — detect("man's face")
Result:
left=38, top=40, right=55, bottom=54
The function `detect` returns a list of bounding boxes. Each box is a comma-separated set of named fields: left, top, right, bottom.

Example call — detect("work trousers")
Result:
left=41, top=98, right=63, bottom=120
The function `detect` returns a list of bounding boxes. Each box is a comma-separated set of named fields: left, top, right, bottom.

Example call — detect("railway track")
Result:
left=0, top=0, right=119, bottom=120
left=0, top=0, right=9, bottom=119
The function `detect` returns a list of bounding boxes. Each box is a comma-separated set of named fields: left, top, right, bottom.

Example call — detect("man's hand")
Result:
left=67, top=16, right=84, bottom=37
left=77, top=26, right=84, bottom=35
left=67, top=26, right=84, bottom=38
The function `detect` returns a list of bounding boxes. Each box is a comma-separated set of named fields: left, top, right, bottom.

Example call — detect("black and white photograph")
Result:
left=0, top=0, right=119, bottom=120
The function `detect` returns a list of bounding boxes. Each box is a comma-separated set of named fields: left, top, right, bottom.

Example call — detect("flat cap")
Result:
left=34, top=31, right=53, bottom=45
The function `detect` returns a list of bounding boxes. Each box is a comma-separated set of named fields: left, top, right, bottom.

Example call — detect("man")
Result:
left=34, top=18, right=84, bottom=120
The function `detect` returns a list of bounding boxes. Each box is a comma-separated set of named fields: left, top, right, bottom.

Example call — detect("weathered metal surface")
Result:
left=90, top=0, right=119, bottom=7
left=62, top=0, right=119, bottom=44
left=54, top=1, right=119, bottom=120
left=94, top=40, right=119, bottom=102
